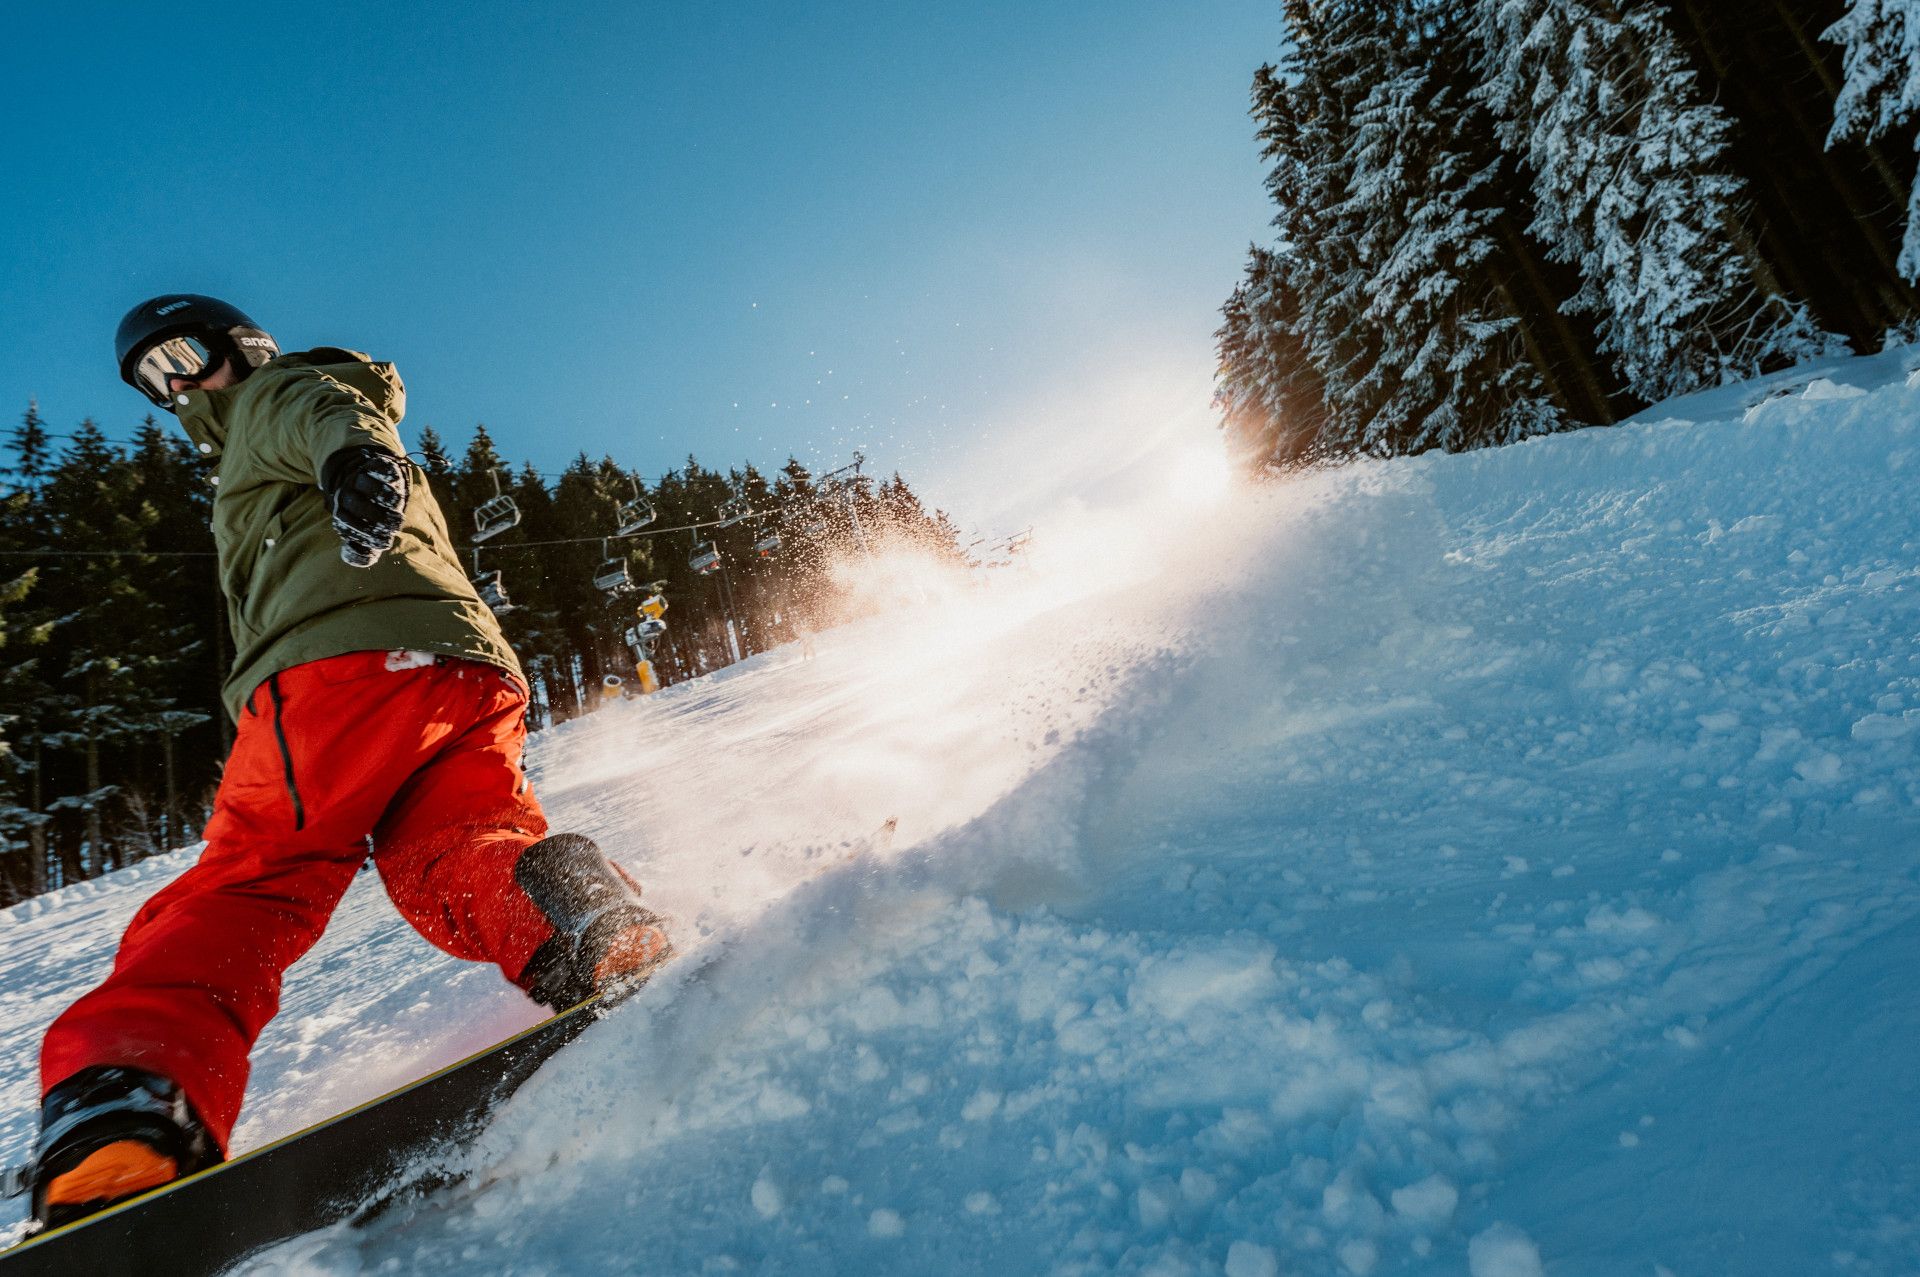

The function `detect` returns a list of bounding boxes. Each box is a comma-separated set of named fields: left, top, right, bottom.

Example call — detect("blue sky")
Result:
left=0, top=1, right=1278, bottom=519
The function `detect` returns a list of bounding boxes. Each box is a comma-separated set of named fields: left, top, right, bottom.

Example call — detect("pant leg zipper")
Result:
left=267, top=673, right=306, bottom=832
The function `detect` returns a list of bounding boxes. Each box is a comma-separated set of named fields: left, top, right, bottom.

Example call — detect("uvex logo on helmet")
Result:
left=155, top=300, right=192, bottom=316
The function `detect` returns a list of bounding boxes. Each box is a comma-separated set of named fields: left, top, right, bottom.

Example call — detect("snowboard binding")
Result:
left=31, top=1066, right=218, bottom=1231
left=513, top=833, right=672, bottom=1012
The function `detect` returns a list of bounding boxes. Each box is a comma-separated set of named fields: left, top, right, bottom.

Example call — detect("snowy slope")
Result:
left=5, top=354, right=1920, bottom=1275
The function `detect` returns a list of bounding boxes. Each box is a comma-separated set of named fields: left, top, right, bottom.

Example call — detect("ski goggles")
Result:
left=132, top=334, right=221, bottom=407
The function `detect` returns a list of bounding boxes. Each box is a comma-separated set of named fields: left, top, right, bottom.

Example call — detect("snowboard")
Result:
left=0, top=991, right=614, bottom=1277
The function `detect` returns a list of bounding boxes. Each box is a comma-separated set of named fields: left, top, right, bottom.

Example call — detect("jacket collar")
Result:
left=172, top=384, right=236, bottom=459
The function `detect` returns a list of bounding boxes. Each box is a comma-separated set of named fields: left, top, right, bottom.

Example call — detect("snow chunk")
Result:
left=1469, top=1223, right=1545, bottom=1277
left=1131, top=944, right=1280, bottom=1019
left=1338, top=1238, right=1379, bottom=1275
left=1225, top=1240, right=1280, bottom=1277
left=960, top=1088, right=1002, bottom=1121
left=1799, top=378, right=1866, bottom=401
left=1794, top=753, right=1844, bottom=784
left=1389, top=1175, right=1458, bottom=1227
left=756, top=1082, right=811, bottom=1120
left=1851, top=712, right=1915, bottom=742
left=847, top=987, right=906, bottom=1032
left=750, top=1169, right=783, bottom=1218
left=867, top=1209, right=905, bottom=1238
left=1137, top=1179, right=1180, bottom=1229
left=963, top=1191, right=999, bottom=1215
left=1584, top=905, right=1660, bottom=935
left=1180, top=1167, right=1218, bottom=1204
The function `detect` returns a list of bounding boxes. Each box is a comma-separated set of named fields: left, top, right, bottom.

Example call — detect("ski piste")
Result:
left=0, top=987, right=621, bottom=1277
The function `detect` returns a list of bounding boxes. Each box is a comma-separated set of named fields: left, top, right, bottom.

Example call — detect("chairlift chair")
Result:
left=689, top=540, right=722, bottom=575
left=718, top=495, right=750, bottom=528
left=471, top=570, right=513, bottom=614
left=473, top=495, right=520, bottom=542
left=593, top=541, right=633, bottom=594
left=615, top=491, right=656, bottom=537
left=753, top=530, right=782, bottom=558
left=472, top=470, right=520, bottom=543
left=594, top=559, right=632, bottom=593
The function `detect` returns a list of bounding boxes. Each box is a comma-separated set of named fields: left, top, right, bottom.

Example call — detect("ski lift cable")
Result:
left=0, top=548, right=218, bottom=559
left=468, top=512, right=764, bottom=554
left=0, top=508, right=777, bottom=562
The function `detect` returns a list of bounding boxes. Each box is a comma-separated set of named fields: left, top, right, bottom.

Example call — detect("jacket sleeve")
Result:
left=246, top=365, right=405, bottom=486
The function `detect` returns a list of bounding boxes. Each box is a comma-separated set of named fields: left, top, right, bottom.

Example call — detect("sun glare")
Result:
left=1165, top=444, right=1234, bottom=508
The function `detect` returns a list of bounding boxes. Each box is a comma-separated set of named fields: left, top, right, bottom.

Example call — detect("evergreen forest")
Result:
left=0, top=403, right=968, bottom=903
left=1217, top=0, right=1920, bottom=468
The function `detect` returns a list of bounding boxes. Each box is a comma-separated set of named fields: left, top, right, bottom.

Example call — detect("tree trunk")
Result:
left=1765, top=0, right=1910, bottom=206
left=85, top=728, right=104, bottom=877
left=27, top=739, right=47, bottom=897
left=1492, top=209, right=1619, bottom=423
left=162, top=730, right=179, bottom=854
left=1669, top=0, right=1919, bottom=342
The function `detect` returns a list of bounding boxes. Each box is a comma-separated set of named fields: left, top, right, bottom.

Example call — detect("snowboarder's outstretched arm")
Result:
left=244, top=361, right=414, bottom=566
left=320, top=446, right=411, bottom=567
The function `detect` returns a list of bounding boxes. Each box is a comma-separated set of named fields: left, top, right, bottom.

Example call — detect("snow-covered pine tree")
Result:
left=40, top=421, right=153, bottom=877
left=1827, top=0, right=1920, bottom=280
left=125, top=420, right=214, bottom=853
left=1215, top=245, right=1329, bottom=469
left=1249, top=10, right=1379, bottom=457
left=416, top=424, right=455, bottom=499
left=1249, top=0, right=1561, bottom=457
left=1474, top=0, right=1842, bottom=400
left=2, top=402, right=57, bottom=896
left=0, top=550, right=46, bottom=900
left=1338, top=1, right=1562, bottom=453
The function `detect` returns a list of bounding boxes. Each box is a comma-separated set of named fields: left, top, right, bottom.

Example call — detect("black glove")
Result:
left=319, top=447, right=411, bottom=568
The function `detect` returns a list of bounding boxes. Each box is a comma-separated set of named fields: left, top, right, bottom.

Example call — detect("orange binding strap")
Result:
left=44, top=1140, right=179, bottom=1207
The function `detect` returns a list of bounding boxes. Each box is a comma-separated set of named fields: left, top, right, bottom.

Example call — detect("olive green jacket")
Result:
left=172, top=348, right=522, bottom=721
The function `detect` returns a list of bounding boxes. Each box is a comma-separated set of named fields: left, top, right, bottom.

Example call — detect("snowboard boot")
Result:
left=514, top=833, right=672, bottom=1012
left=32, top=1066, right=217, bottom=1230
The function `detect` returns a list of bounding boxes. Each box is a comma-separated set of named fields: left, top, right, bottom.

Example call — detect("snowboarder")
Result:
left=27, top=295, right=673, bottom=1230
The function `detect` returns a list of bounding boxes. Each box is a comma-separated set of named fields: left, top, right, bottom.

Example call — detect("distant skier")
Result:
left=27, top=295, right=673, bottom=1229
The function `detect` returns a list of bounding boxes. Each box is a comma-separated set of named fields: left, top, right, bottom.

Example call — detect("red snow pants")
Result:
left=39, top=651, right=557, bottom=1154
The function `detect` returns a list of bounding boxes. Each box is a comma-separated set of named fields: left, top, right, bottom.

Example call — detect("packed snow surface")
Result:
left=3, top=353, right=1919, bottom=1274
